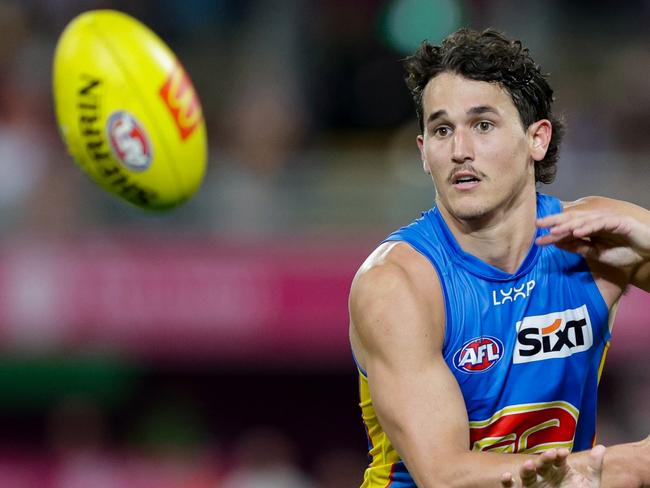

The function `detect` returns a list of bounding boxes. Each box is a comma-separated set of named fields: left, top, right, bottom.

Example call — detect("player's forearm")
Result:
left=569, top=439, right=650, bottom=488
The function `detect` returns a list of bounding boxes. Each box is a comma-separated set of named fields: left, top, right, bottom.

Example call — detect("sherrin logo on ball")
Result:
left=52, top=9, right=207, bottom=210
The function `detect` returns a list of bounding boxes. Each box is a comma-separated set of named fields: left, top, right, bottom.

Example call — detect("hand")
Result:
left=500, top=446, right=605, bottom=488
left=536, top=206, right=650, bottom=269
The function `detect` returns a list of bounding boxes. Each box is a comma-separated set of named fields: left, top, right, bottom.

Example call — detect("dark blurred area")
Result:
left=0, top=0, right=648, bottom=485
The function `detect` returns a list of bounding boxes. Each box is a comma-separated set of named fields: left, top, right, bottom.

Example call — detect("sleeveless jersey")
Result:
left=356, top=193, right=611, bottom=488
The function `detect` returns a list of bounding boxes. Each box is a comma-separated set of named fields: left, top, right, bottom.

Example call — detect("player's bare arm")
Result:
left=537, top=197, right=650, bottom=293
left=350, top=242, right=650, bottom=488
left=350, top=242, right=562, bottom=487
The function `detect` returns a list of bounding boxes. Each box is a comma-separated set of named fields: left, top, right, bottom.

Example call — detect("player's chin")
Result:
left=445, top=195, right=491, bottom=221
left=456, top=210, right=491, bottom=221
left=450, top=204, right=491, bottom=221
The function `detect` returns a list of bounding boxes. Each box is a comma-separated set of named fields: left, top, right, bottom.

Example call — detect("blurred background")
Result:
left=0, top=0, right=648, bottom=485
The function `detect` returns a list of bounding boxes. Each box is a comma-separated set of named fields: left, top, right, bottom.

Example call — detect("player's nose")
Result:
left=451, top=129, right=474, bottom=164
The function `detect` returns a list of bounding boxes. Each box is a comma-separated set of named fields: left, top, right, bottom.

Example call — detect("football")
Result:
left=52, top=9, right=207, bottom=210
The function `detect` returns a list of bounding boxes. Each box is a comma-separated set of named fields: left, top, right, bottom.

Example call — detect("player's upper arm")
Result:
left=349, top=242, right=472, bottom=487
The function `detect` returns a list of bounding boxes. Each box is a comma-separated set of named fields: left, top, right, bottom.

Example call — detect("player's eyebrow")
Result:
left=467, top=105, right=500, bottom=116
left=426, top=110, right=448, bottom=125
left=426, top=105, right=501, bottom=125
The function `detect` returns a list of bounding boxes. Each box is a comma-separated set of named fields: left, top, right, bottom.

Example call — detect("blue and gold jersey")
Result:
left=357, top=193, right=611, bottom=487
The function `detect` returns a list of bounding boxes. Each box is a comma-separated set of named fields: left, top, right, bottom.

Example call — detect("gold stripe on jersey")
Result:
left=597, top=341, right=610, bottom=384
left=358, top=367, right=402, bottom=488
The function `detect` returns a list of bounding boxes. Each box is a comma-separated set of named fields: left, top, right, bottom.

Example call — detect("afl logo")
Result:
left=106, top=111, right=152, bottom=172
left=453, top=336, right=503, bottom=373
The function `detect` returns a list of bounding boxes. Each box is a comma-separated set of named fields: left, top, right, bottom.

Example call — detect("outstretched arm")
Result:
left=349, top=242, right=650, bottom=488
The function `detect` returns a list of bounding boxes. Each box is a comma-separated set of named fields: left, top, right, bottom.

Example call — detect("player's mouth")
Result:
left=450, top=171, right=482, bottom=190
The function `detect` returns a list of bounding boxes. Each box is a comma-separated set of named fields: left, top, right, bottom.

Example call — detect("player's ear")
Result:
left=528, top=119, right=552, bottom=162
left=417, top=134, right=430, bottom=174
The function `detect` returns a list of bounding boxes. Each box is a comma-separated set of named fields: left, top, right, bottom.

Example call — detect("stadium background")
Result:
left=0, top=0, right=648, bottom=485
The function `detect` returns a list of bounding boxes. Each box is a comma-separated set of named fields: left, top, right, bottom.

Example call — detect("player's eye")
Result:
left=476, top=121, right=494, bottom=133
left=433, top=126, right=452, bottom=138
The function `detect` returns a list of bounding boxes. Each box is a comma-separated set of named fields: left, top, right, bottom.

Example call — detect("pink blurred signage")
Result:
left=0, top=237, right=646, bottom=363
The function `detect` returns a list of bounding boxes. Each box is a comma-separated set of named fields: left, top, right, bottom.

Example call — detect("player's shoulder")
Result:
left=349, top=241, right=445, bottom=361
left=350, top=241, right=441, bottom=313
left=353, top=241, right=433, bottom=288
left=359, top=240, right=426, bottom=271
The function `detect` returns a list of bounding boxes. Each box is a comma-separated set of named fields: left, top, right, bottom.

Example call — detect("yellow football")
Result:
left=52, top=9, right=207, bottom=210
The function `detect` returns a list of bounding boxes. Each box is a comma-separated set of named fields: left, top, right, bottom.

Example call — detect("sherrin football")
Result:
left=53, top=10, right=207, bottom=210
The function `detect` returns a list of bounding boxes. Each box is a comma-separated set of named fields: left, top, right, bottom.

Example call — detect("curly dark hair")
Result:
left=403, top=28, right=564, bottom=184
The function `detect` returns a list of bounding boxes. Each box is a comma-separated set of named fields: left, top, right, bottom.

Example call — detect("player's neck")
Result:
left=439, top=189, right=538, bottom=274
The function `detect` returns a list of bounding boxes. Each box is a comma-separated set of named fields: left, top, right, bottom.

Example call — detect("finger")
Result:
left=537, top=205, right=611, bottom=228
left=556, top=447, right=570, bottom=463
left=519, top=459, right=539, bottom=487
left=535, top=448, right=558, bottom=477
left=537, top=210, right=592, bottom=228
left=548, top=447, right=570, bottom=468
left=553, top=448, right=572, bottom=479
left=500, top=472, right=517, bottom=488
left=544, top=214, right=604, bottom=237
left=542, top=214, right=626, bottom=241
left=537, top=212, right=574, bottom=228
left=547, top=216, right=585, bottom=234
left=571, top=216, right=627, bottom=239
left=588, top=445, right=605, bottom=487
left=536, top=448, right=572, bottom=486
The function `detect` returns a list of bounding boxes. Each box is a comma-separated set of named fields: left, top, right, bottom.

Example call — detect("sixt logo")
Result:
left=453, top=336, right=503, bottom=373
left=159, top=61, right=203, bottom=140
left=493, top=280, right=535, bottom=306
left=106, top=111, right=152, bottom=172
left=513, top=305, right=593, bottom=364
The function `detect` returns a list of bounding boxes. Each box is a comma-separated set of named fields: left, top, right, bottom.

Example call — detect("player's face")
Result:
left=417, top=72, right=547, bottom=222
